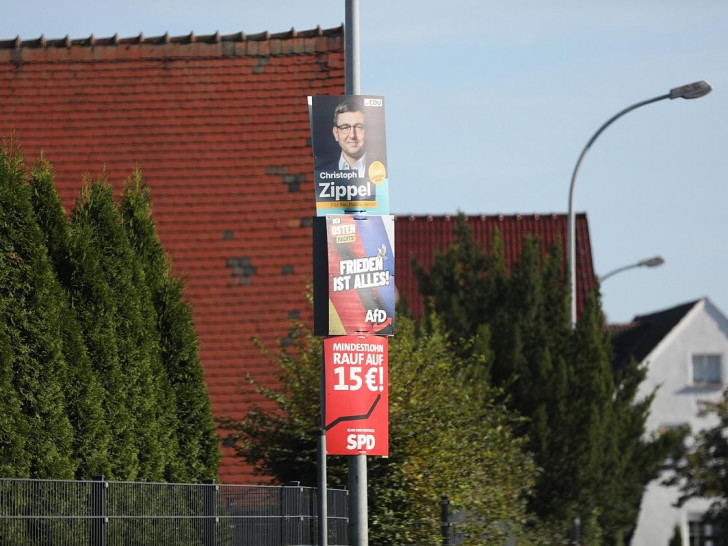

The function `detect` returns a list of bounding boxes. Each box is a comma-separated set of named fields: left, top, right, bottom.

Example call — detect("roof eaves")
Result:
left=0, top=24, right=344, bottom=51
left=641, top=299, right=702, bottom=364
left=610, top=299, right=701, bottom=372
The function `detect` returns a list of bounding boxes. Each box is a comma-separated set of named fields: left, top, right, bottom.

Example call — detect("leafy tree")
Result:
left=666, top=389, right=728, bottom=529
left=414, top=214, right=680, bottom=543
left=120, top=169, right=220, bottom=482
left=220, top=314, right=538, bottom=545
left=0, top=143, right=75, bottom=478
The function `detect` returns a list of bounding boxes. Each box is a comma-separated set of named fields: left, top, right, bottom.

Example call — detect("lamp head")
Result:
left=638, top=256, right=665, bottom=268
left=670, top=80, right=712, bottom=100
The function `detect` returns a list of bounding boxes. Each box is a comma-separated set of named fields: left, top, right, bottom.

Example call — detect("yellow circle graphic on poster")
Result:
left=368, top=161, right=387, bottom=185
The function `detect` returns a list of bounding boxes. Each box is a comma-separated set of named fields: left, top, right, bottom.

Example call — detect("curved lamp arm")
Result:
left=600, top=256, right=665, bottom=283
left=567, top=80, right=711, bottom=326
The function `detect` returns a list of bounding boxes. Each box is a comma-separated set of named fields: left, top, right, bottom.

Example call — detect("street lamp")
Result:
left=567, top=80, right=711, bottom=326
left=600, top=255, right=665, bottom=283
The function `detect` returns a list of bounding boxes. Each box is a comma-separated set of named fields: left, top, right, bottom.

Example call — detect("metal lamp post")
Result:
left=344, top=2, right=368, bottom=546
left=600, top=255, right=665, bottom=283
left=567, top=80, right=711, bottom=326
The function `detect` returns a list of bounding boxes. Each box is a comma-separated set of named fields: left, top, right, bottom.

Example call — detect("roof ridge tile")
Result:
left=0, top=24, right=344, bottom=50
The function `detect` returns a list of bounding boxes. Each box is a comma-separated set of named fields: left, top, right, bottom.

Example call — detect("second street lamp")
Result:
left=567, top=80, right=711, bottom=326
left=600, top=255, right=665, bottom=283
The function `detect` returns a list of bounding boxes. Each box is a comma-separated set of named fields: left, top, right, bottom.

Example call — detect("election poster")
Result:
left=308, top=95, right=389, bottom=216
left=324, top=335, right=388, bottom=456
left=313, top=215, right=395, bottom=336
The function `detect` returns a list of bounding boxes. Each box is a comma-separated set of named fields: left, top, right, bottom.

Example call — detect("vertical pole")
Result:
left=567, top=183, right=577, bottom=327
left=345, top=1, right=367, bottom=544
left=440, top=496, right=451, bottom=546
left=202, top=479, right=217, bottom=546
left=570, top=517, right=581, bottom=545
left=318, top=434, right=328, bottom=546
left=318, top=352, right=328, bottom=546
left=345, top=0, right=360, bottom=95
left=90, top=475, right=106, bottom=546
left=348, top=456, right=368, bottom=545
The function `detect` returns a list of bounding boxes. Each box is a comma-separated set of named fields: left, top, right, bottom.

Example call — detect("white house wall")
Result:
left=631, top=298, right=728, bottom=545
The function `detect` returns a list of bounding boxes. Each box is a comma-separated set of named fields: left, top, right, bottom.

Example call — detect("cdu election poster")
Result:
left=313, top=214, right=395, bottom=336
left=308, top=95, right=389, bottom=216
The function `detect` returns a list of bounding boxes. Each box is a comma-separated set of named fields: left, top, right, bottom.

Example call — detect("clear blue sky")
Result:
left=2, top=0, right=726, bottom=323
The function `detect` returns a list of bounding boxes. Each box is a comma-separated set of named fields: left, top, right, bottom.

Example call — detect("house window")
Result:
left=689, top=518, right=724, bottom=546
left=692, top=354, right=723, bottom=386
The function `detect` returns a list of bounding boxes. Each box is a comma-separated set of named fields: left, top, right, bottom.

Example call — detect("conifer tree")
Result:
left=27, top=155, right=111, bottom=478
left=69, top=178, right=177, bottom=481
left=669, top=524, right=684, bottom=546
left=0, top=305, right=29, bottom=477
left=120, top=169, right=219, bottom=482
left=414, top=213, right=678, bottom=543
left=0, top=143, right=75, bottom=478
left=540, top=291, right=615, bottom=530
left=0, top=142, right=220, bottom=482
left=413, top=215, right=490, bottom=340
left=61, top=178, right=136, bottom=479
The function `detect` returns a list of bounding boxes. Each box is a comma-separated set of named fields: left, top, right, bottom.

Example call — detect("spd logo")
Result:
left=347, top=434, right=376, bottom=451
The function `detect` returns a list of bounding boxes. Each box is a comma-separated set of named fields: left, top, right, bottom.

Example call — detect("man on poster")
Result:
left=317, top=96, right=368, bottom=176
left=309, top=94, right=389, bottom=215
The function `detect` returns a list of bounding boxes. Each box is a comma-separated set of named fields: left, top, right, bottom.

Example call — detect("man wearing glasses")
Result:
left=318, top=96, right=368, bottom=176
left=310, top=94, right=388, bottom=215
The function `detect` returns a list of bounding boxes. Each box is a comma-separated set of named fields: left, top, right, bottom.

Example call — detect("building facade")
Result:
left=613, top=298, right=728, bottom=545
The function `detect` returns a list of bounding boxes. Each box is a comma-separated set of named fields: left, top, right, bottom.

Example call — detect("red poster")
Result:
left=323, top=335, right=389, bottom=456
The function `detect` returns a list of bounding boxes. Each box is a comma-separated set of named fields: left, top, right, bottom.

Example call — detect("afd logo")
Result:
left=363, top=98, right=383, bottom=107
left=365, top=309, right=387, bottom=323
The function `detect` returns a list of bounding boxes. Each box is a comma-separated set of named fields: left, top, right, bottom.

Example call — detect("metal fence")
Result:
left=0, top=477, right=348, bottom=546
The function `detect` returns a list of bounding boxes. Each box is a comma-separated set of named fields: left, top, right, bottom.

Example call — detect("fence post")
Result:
left=90, top=475, right=106, bottom=546
left=571, top=517, right=581, bottom=545
left=203, top=479, right=217, bottom=546
left=441, top=496, right=451, bottom=546
left=281, top=482, right=301, bottom=546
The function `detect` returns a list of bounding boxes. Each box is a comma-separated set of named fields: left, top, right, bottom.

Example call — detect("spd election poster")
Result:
left=313, top=214, right=395, bottom=336
left=324, top=335, right=388, bottom=456
left=308, top=95, right=389, bottom=216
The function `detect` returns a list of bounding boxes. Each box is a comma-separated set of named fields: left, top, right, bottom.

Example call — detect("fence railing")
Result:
left=0, top=476, right=348, bottom=546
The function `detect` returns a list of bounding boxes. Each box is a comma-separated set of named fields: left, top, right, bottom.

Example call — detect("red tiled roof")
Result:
left=0, top=27, right=345, bottom=484
left=395, top=214, right=596, bottom=319
left=0, top=28, right=597, bottom=484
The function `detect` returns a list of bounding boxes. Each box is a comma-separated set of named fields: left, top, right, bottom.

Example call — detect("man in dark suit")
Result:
left=317, top=96, right=367, bottom=176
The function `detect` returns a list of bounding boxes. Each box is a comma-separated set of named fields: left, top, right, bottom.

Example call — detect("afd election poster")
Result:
left=308, top=95, right=389, bottom=216
left=313, top=215, right=395, bottom=336
left=324, top=335, right=388, bottom=456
